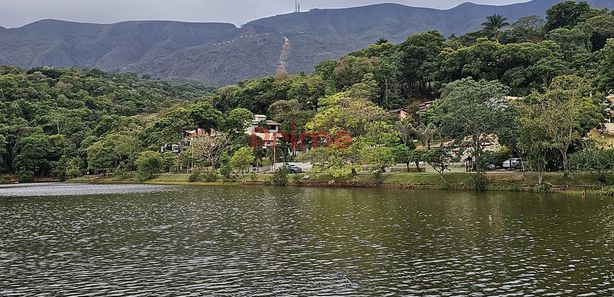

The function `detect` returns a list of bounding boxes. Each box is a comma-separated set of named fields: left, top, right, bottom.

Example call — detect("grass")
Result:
left=66, top=171, right=614, bottom=193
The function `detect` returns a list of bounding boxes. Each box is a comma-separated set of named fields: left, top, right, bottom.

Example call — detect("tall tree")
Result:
left=230, top=147, right=255, bottom=175
left=433, top=78, right=516, bottom=171
left=597, top=39, right=614, bottom=92
left=507, top=16, right=545, bottom=43
left=544, top=0, right=593, bottom=31
left=517, top=96, right=550, bottom=184
left=541, top=76, right=597, bottom=174
left=398, top=31, right=446, bottom=98
left=518, top=75, right=600, bottom=177
left=482, top=14, right=510, bottom=43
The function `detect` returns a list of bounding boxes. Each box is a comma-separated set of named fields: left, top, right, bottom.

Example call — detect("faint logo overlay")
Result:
left=250, top=123, right=352, bottom=150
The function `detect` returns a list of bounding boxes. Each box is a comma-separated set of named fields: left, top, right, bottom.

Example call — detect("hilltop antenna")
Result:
left=294, top=0, right=301, bottom=13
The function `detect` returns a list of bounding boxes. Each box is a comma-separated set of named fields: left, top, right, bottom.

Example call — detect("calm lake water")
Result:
left=1, top=184, right=613, bottom=296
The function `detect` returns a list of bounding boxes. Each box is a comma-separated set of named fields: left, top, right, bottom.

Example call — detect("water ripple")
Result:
left=1, top=186, right=613, bottom=295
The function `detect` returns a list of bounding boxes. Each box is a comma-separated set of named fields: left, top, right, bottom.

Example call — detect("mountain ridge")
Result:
left=0, top=0, right=612, bottom=86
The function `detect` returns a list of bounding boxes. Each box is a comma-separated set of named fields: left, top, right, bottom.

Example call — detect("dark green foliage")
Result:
left=189, top=169, right=219, bottom=182
left=271, top=167, right=289, bottom=186
left=569, top=148, right=614, bottom=183
left=481, top=14, right=510, bottom=43
left=136, top=151, right=163, bottom=181
left=0, top=66, right=208, bottom=179
left=1, top=1, right=613, bottom=182
left=601, top=186, right=614, bottom=196
left=292, top=173, right=303, bottom=185
left=398, top=31, right=446, bottom=98
left=544, top=1, right=593, bottom=31
left=469, top=173, right=490, bottom=192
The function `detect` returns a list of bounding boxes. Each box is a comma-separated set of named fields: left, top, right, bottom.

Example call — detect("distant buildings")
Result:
left=388, top=108, right=410, bottom=120
left=160, top=128, right=217, bottom=154
left=418, top=101, right=435, bottom=113
left=245, top=115, right=283, bottom=148
left=388, top=101, right=436, bottom=120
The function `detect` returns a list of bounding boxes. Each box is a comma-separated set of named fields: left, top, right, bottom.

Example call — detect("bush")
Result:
left=600, top=186, right=614, bottom=196
left=0, top=175, right=9, bottom=184
left=219, top=165, right=235, bottom=182
left=189, top=169, right=219, bottom=182
left=113, top=162, right=132, bottom=180
left=202, top=170, right=219, bottom=182
left=469, top=172, right=489, bottom=191
left=292, top=173, right=302, bottom=185
left=17, top=170, right=34, bottom=183
left=271, top=167, right=289, bottom=186
left=189, top=170, right=201, bottom=182
left=533, top=183, right=551, bottom=193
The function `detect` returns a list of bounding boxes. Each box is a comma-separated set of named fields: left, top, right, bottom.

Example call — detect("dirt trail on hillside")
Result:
left=276, top=36, right=290, bottom=75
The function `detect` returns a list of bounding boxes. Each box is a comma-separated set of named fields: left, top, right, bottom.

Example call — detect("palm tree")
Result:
left=415, top=122, right=438, bottom=150
left=395, top=120, right=415, bottom=147
left=376, top=38, right=389, bottom=45
left=482, top=14, right=510, bottom=43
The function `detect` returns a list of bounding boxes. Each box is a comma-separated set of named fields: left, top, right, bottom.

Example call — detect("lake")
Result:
left=1, top=184, right=613, bottom=296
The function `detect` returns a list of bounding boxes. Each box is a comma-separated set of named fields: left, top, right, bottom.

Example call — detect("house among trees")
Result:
left=418, top=101, right=435, bottom=113
left=245, top=115, right=283, bottom=148
left=184, top=128, right=217, bottom=139
left=160, top=128, right=217, bottom=153
left=389, top=108, right=411, bottom=120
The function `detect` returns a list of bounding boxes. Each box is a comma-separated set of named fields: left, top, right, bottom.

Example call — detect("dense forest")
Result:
left=1, top=1, right=613, bottom=183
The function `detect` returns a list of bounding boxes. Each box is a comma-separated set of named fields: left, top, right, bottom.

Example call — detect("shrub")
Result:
left=230, top=147, right=255, bottom=175
left=113, top=162, right=132, bottom=180
left=600, top=186, right=614, bottom=196
left=189, top=169, right=219, bottom=182
left=17, top=169, right=34, bottom=183
left=189, top=170, right=201, bottom=182
left=0, top=175, right=9, bottom=184
left=533, top=183, right=551, bottom=193
left=271, top=167, right=289, bottom=186
left=469, top=172, right=489, bottom=191
left=219, top=165, right=235, bottom=182
left=202, top=170, right=219, bottom=182
left=292, top=173, right=302, bottom=185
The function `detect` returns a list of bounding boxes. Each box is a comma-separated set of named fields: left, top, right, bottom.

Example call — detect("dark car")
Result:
left=286, top=164, right=303, bottom=174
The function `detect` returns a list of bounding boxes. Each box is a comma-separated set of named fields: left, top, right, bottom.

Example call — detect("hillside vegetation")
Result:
left=1, top=1, right=613, bottom=189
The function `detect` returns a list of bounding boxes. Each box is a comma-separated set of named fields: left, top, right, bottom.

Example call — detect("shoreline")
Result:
left=64, top=172, right=614, bottom=195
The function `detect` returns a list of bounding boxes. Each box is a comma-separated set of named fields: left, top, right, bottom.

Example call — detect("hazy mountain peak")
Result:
left=0, top=0, right=612, bottom=86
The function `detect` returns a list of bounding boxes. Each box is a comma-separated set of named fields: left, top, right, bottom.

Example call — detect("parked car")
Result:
left=502, top=158, right=522, bottom=170
left=286, top=164, right=303, bottom=174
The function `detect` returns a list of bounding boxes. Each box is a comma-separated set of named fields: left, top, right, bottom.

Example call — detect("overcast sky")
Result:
left=0, top=0, right=531, bottom=28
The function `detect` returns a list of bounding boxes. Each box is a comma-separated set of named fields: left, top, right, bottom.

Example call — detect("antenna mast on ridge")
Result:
left=294, top=0, right=301, bottom=13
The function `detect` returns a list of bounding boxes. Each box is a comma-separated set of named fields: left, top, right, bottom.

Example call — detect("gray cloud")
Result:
left=0, top=0, right=529, bottom=28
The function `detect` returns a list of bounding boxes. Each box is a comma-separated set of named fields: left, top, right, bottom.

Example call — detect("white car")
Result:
left=502, top=158, right=522, bottom=170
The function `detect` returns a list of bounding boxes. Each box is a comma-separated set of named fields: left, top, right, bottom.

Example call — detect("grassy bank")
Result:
left=67, top=171, right=614, bottom=194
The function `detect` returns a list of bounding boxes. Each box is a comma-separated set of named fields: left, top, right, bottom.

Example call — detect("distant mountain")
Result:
left=0, top=0, right=612, bottom=86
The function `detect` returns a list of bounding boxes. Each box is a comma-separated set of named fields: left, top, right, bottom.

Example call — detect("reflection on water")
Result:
left=1, top=185, right=613, bottom=295
left=0, top=183, right=172, bottom=197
